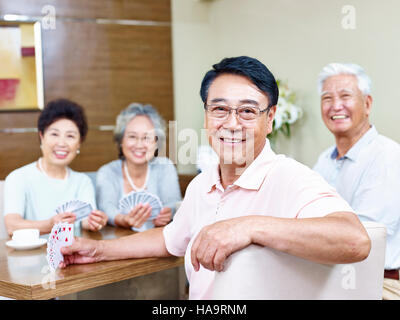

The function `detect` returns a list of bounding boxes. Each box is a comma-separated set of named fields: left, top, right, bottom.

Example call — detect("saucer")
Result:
left=5, top=238, right=47, bottom=251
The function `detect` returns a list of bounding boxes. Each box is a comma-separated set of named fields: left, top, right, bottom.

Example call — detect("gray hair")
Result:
left=317, top=63, right=372, bottom=96
left=114, top=103, right=166, bottom=158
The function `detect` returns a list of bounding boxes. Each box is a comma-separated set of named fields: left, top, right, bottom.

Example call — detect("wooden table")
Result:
left=0, top=226, right=184, bottom=300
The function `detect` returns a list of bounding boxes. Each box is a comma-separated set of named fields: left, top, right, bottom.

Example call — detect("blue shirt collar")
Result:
left=330, top=125, right=378, bottom=161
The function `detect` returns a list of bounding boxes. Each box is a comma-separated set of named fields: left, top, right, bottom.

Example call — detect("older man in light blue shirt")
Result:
left=313, top=63, right=400, bottom=300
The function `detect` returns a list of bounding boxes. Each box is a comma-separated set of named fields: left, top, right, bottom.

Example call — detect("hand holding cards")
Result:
left=119, top=191, right=162, bottom=220
left=47, top=222, right=74, bottom=270
left=55, top=200, right=93, bottom=221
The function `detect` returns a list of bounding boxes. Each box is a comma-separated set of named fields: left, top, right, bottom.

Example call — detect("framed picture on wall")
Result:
left=0, top=20, right=44, bottom=111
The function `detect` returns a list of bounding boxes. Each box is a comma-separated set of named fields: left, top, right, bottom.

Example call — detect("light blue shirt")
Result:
left=3, top=161, right=96, bottom=231
left=96, top=157, right=182, bottom=231
left=314, top=126, right=400, bottom=269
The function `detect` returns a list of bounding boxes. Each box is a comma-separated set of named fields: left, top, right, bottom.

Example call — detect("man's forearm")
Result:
left=99, top=226, right=172, bottom=261
left=248, top=211, right=371, bottom=264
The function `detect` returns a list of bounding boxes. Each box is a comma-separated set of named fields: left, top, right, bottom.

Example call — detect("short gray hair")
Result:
left=317, top=63, right=372, bottom=96
left=114, top=103, right=166, bottom=158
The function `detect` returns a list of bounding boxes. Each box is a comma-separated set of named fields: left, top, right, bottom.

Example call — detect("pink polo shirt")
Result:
left=163, top=140, right=354, bottom=299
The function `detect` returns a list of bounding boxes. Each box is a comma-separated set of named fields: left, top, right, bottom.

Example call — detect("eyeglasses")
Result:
left=204, top=103, right=269, bottom=122
left=125, top=134, right=157, bottom=145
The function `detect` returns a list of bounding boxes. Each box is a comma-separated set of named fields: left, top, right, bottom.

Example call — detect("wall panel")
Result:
left=0, top=0, right=171, bottom=21
left=0, top=0, right=173, bottom=179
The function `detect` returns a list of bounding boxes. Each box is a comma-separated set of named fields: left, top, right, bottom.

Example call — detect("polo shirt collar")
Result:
left=330, top=125, right=378, bottom=161
left=207, top=164, right=223, bottom=193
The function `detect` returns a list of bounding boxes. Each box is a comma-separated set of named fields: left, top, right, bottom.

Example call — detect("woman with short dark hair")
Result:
left=4, top=99, right=108, bottom=235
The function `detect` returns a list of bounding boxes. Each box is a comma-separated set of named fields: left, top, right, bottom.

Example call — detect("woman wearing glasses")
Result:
left=96, top=103, right=181, bottom=231
left=3, top=99, right=108, bottom=235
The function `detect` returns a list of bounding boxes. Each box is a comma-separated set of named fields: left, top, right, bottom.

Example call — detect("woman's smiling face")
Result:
left=121, top=115, right=158, bottom=165
left=39, top=118, right=81, bottom=167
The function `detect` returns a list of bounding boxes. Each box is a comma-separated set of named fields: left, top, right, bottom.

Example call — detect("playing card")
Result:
left=72, top=203, right=93, bottom=221
left=54, top=200, right=93, bottom=221
left=47, top=225, right=60, bottom=270
left=47, top=222, right=74, bottom=271
left=50, top=222, right=73, bottom=270
left=57, top=223, right=74, bottom=246
left=118, top=191, right=162, bottom=220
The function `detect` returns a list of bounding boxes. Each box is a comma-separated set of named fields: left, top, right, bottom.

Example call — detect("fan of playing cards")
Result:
left=54, top=200, right=93, bottom=221
left=47, top=222, right=74, bottom=271
left=118, top=191, right=163, bottom=220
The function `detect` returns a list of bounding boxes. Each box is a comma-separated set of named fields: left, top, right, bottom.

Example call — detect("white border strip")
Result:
left=34, top=21, right=44, bottom=110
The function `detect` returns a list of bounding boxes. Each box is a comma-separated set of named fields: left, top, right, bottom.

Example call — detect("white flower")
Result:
left=287, top=103, right=302, bottom=124
left=274, top=104, right=284, bottom=130
left=270, top=80, right=303, bottom=138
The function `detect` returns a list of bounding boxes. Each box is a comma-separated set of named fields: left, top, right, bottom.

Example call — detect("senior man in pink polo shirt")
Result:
left=61, top=56, right=371, bottom=299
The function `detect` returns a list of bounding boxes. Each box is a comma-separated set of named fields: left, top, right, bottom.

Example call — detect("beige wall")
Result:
left=172, top=0, right=400, bottom=174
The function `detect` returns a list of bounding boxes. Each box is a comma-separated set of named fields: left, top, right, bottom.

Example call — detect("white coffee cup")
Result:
left=12, top=229, right=40, bottom=244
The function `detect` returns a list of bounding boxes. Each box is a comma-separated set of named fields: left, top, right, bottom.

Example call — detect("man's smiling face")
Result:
left=320, top=74, right=372, bottom=138
left=204, top=73, right=275, bottom=169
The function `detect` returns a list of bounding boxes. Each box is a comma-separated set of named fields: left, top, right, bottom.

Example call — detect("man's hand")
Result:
left=59, top=237, right=104, bottom=268
left=191, top=217, right=253, bottom=272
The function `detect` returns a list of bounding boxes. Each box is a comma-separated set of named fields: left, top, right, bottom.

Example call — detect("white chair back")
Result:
left=212, top=221, right=386, bottom=300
